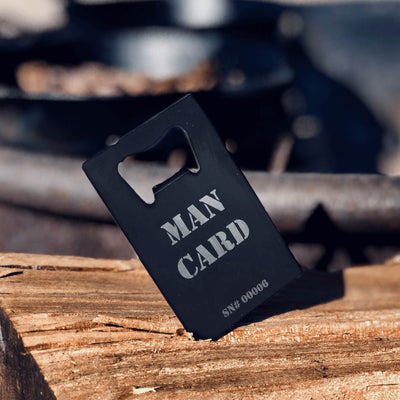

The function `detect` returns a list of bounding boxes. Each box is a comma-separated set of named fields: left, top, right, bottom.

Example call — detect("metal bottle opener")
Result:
left=83, top=95, right=302, bottom=340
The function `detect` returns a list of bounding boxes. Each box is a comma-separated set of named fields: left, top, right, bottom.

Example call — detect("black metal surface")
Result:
left=83, top=95, right=301, bottom=340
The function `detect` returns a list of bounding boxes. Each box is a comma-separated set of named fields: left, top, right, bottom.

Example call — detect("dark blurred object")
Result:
left=0, top=0, right=391, bottom=173
left=0, top=0, right=292, bottom=171
left=282, top=41, right=383, bottom=173
left=299, top=3, right=400, bottom=174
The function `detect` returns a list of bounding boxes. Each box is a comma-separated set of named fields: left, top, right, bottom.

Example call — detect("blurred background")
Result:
left=0, top=0, right=400, bottom=271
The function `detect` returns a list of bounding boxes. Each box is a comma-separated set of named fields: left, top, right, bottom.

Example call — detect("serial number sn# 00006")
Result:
left=222, top=279, right=269, bottom=318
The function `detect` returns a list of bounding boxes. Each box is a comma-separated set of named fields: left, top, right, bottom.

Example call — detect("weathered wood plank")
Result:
left=1, top=253, right=399, bottom=399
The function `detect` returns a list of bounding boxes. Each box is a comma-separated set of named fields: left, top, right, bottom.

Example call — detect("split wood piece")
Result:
left=0, top=253, right=141, bottom=272
left=0, top=253, right=399, bottom=400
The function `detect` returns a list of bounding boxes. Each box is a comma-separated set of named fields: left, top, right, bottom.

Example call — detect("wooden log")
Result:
left=0, top=252, right=399, bottom=399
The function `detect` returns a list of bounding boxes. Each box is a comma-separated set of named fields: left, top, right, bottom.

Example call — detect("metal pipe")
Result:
left=1, top=147, right=399, bottom=234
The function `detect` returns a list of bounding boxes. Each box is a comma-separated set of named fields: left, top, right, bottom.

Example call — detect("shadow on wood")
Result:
left=239, top=269, right=344, bottom=326
left=0, top=308, right=56, bottom=400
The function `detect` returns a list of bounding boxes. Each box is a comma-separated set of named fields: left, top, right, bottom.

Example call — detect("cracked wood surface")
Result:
left=0, top=252, right=400, bottom=400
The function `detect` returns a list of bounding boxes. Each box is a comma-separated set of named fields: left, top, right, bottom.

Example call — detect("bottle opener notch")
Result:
left=117, top=125, right=200, bottom=204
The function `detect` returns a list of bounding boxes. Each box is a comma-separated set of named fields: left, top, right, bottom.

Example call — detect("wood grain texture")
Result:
left=0, top=253, right=399, bottom=400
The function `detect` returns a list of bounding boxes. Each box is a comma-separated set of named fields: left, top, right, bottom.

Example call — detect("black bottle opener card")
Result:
left=83, top=95, right=302, bottom=340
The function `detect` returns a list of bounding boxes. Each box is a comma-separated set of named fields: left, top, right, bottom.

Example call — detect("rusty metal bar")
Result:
left=0, top=147, right=399, bottom=234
